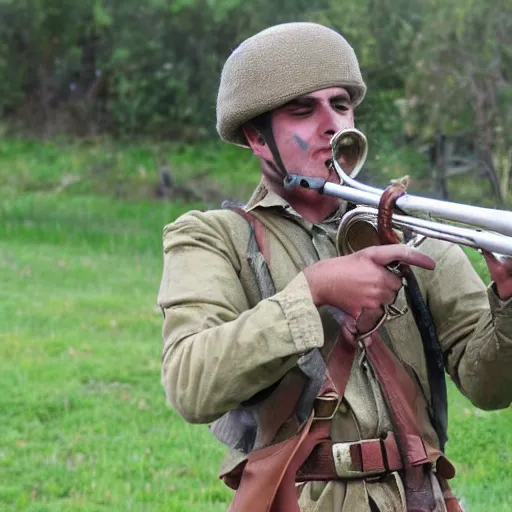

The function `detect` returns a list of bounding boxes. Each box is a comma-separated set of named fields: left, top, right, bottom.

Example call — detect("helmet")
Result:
left=216, top=22, right=366, bottom=147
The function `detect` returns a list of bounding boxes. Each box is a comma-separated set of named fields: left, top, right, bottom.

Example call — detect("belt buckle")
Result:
left=312, top=394, right=340, bottom=421
left=332, top=439, right=384, bottom=479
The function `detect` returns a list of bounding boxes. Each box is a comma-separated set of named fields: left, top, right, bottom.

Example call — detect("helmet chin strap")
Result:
left=250, top=113, right=336, bottom=192
left=250, top=113, right=289, bottom=184
left=251, top=114, right=343, bottom=221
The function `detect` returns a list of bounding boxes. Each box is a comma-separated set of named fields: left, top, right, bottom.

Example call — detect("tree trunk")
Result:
left=432, top=133, right=449, bottom=200
left=500, top=151, right=511, bottom=204
left=476, top=147, right=503, bottom=206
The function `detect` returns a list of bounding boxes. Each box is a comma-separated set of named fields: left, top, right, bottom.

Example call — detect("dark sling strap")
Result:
left=378, top=183, right=448, bottom=451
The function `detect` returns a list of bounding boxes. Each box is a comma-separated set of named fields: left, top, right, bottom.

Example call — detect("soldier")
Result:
left=158, top=23, right=512, bottom=512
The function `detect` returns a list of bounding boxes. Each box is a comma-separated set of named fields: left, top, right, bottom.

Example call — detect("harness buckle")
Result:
left=331, top=439, right=385, bottom=478
left=312, top=394, right=340, bottom=421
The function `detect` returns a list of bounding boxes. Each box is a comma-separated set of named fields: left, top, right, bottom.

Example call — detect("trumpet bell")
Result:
left=336, top=205, right=512, bottom=264
left=330, top=128, right=368, bottom=181
left=337, top=207, right=407, bottom=256
left=337, top=210, right=380, bottom=255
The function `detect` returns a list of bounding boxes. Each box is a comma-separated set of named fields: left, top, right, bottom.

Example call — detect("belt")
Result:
left=296, top=431, right=428, bottom=481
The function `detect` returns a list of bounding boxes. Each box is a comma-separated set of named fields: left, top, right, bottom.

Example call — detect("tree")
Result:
left=406, top=0, right=512, bottom=203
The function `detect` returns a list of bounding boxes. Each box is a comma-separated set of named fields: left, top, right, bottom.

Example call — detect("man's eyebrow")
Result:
left=282, top=97, right=316, bottom=108
left=330, top=92, right=351, bottom=103
left=281, top=91, right=352, bottom=109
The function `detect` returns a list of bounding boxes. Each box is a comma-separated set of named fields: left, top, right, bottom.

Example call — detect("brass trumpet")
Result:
left=283, top=128, right=512, bottom=261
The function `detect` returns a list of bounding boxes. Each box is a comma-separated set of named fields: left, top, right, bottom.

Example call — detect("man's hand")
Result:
left=303, top=245, right=436, bottom=318
left=482, top=251, right=512, bottom=301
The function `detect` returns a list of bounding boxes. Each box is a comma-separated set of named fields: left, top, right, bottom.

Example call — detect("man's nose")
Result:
left=318, top=108, right=344, bottom=138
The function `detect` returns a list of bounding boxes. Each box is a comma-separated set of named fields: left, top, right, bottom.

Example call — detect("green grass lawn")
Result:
left=1, top=139, right=511, bottom=511
left=0, top=194, right=234, bottom=512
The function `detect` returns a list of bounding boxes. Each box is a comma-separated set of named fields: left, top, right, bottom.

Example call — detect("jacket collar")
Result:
left=244, top=179, right=348, bottom=226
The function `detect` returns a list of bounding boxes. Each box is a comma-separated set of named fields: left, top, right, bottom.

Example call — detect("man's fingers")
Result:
left=356, top=306, right=386, bottom=334
left=481, top=250, right=499, bottom=272
left=482, top=250, right=512, bottom=276
left=381, top=271, right=403, bottom=293
left=366, top=245, right=436, bottom=270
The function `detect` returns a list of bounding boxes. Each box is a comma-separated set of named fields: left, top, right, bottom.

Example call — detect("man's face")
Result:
left=270, top=87, right=355, bottom=182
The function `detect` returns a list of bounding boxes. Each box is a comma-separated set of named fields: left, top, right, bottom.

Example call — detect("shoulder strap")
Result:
left=232, top=207, right=276, bottom=300
left=210, top=207, right=304, bottom=454
left=230, top=208, right=354, bottom=423
left=403, top=267, right=448, bottom=451
left=377, top=183, right=448, bottom=451
left=233, top=208, right=271, bottom=262
left=230, top=207, right=447, bottom=449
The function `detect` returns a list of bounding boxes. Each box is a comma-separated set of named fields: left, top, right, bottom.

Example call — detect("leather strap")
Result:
left=225, top=329, right=357, bottom=512
left=227, top=414, right=315, bottom=512
left=363, top=333, right=439, bottom=511
left=234, top=207, right=271, bottom=263
left=437, top=476, right=465, bottom=512
left=377, top=180, right=408, bottom=245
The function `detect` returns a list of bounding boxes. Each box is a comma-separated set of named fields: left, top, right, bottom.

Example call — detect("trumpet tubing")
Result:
left=285, top=127, right=512, bottom=260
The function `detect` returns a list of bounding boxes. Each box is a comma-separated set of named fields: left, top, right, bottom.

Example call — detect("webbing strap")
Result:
left=226, top=331, right=356, bottom=512
left=233, top=207, right=327, bottom=423
left=234, top=208, right=272, bottom=265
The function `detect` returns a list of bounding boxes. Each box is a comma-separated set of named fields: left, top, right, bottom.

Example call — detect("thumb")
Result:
left=481, top=250, right=512, bottom=278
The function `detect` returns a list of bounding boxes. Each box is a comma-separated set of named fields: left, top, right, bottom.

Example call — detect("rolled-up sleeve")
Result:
left=157, top=211, right=323, bottom=424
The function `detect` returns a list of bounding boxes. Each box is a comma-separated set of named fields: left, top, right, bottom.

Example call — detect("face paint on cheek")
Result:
left=293, top=135, right=309, bottom=151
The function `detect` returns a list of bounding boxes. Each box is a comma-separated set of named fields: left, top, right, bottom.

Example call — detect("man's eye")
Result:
left=290, top=108, right=312, bottom=117
left=334, top=104, right=349, bottom=112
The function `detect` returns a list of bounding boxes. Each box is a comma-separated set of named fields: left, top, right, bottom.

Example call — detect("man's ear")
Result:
left=242, top=124, right=269, bottom=158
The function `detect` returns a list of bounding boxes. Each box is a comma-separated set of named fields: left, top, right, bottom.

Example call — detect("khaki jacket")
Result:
left=158, top=186, right=512, bottom=512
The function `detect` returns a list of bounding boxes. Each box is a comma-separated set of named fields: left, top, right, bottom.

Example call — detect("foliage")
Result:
left=406, top=0, right=512, bottom=202
left=0, top=0, right=331, bottom=138
left=313, top=0, right=425, bottom=88
left=0, top=0, right=510, bottom=202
